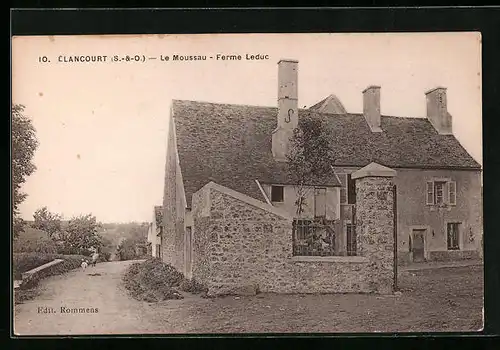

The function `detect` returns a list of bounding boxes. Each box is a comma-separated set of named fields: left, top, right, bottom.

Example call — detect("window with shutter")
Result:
left=338, top=174, right=347, bottom=204
left=426, top=181, right=434, bottom=205
left=434, top=181, right=446, bottom=205
left=448, top=181, right=457, bottom=205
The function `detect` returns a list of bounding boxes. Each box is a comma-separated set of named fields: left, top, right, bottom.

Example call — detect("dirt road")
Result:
left=14, top=261, right=483, bottom=334
left=13, top=260, right=187, bottom=335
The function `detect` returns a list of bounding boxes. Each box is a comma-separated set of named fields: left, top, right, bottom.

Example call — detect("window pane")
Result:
left=426, top=181, right=434, bottom=205
left=271, top=185, right=284, bottom=202
left=347, top=174, right=356, bottom=204
left=314, top=188, right=326, bottom=218
left=434, top=182, right=445, bottom=204
left=447, top=223, right=460, bottom=250
left=338, top=174, right=347, bottom=204
left=449, top=181, right=456, bottom=205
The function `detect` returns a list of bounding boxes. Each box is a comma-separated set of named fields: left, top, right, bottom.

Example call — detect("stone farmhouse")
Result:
left=158, top=59, right=482, bottom=296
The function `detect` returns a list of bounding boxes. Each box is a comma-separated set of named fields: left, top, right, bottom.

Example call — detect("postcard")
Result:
left=11, top=32, right=483, bottom=335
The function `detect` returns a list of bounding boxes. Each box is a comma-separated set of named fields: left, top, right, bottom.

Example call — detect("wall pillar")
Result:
left=352, top=162, right=397, bottom=294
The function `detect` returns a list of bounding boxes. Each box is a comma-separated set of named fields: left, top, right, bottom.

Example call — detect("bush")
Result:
left=13, top=253, right=87, bottom=283
left=99, top=251, right=111, bottom=262
left=122, top=258, right=187, bottom=302
left=178, top=278, right=208, bottom=294
left=13, top=236, right=58, bottom=254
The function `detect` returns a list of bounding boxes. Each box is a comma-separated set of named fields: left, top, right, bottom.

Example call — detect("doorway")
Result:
left=185, top=227, right=193, bottom=279
left=411, top=229, right=426, bottom=262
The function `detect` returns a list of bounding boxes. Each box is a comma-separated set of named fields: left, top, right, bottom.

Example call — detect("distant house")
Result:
left=146, top=206, right=163, bottom=259
left=159, top=59, right=482, bottom=295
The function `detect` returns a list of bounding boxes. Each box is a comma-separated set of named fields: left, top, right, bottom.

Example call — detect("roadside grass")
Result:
left=139, top=264, right=483, bottom=333
left=122, top=258, right=207, bottom=303
left=13, top=253, right=87, bottom=304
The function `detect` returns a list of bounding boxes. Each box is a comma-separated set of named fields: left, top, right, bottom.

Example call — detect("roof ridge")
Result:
left=172, top=99, right=433, bottom=120
left=172, top=99, right=277, bottom=109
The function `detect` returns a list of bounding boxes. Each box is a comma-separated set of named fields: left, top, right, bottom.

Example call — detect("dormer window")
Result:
left=271, top=185, right=284, bottom=203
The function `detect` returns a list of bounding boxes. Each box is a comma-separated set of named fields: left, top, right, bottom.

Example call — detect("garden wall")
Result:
left=191, top=168, right=396, bottom=296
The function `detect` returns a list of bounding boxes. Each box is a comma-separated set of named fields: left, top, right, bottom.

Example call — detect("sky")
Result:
left=12, top=33, right=482, bottom=223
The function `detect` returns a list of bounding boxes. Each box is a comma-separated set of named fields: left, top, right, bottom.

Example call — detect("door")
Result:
left=185, top=227, right=193, bottom=279
left=411, top=229, right=426, bottom=262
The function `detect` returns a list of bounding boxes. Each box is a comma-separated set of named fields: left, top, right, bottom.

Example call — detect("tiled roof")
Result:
left=171, top=100, right=481, bottom=206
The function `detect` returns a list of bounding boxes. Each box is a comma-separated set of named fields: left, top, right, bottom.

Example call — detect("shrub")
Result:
left=99, top=251, right=111, bottom=262
left=178, top=278, right=208, bottom=294
left=13, top=253, right=54, bottom=280
left=122, top=258, right=185, bottom=302
left=13, top=237, right=58, bottom=254
left=13, top=253, right=87, bottom=285
left=14, top=253, right=87, bottom=304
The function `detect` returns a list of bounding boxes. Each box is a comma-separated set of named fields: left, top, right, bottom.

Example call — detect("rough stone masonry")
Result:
left=190, top=169, right=396, bottom=296
left=354, top=176, right=396, bottom=294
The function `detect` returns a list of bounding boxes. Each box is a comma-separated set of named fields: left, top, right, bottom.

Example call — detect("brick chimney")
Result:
left=362, top=85, right=382, bottom=132
left=272, top=59, right=298, bottom=161
left=425, top=87, right=452, bottom=135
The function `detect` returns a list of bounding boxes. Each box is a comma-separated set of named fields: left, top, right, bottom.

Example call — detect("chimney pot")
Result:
left=363, top=85, right=382, bottom=132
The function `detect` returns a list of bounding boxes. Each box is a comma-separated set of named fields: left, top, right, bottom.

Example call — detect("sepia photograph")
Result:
left=11, top=32, right=483, bottom=335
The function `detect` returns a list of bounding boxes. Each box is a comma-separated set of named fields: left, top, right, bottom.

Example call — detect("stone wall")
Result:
left=161, top=112, right=185, bottom=272
left=354, top=176, right=395, bottom=294
left=427, top=250, right=480, bottom=262
left=191, top=178, right=396, bottom=296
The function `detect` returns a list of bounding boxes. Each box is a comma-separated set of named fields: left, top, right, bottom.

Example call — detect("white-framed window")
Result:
left=426, top=179, right=457, bottom=206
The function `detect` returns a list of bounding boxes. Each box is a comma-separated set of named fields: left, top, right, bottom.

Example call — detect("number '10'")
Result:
left=38, top=56, right=49, bottom=62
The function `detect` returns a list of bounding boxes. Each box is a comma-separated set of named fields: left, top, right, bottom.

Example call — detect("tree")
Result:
left=117, top=236, right=147, bottom=261
left=32, top=206, right=62, bottom=239
left=286, top=114, right=337, bottom=256
left=12, top=104, right=38, bottom=236
left=62, top=214, right=103, bottom=255
left=286, top=114, right=336, bottom=217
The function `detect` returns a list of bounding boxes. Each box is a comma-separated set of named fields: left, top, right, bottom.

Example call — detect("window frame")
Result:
left=446, top=222, right=461, bottom=251
left=338, top=173, right=348, bottom=204
left=434, top=181, right=446, bottom=205
left=270, top=185, right=284, bottom=203
left=448, top=181, right=457, bottom=206
left=314, top=187, right=327, bottom=219
left=426, top=178, right=457, bottom=206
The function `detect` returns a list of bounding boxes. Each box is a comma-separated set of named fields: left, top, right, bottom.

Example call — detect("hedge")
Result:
left=13, top=253, right=87, bottom=284
left=13, top=253, right=88, bottom=304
